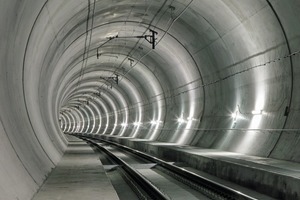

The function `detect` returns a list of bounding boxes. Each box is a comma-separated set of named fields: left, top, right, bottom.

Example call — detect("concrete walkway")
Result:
left=32, top=141, right=119, bottom=200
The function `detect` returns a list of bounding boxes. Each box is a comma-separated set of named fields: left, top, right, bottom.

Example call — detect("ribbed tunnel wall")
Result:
left=1, top=0, right=300, bottom=199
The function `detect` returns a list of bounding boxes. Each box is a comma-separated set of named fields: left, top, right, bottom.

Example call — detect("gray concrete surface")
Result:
left=32, top=142, right=119, bottom=200
left=138, top=168, right=210, bottom=200
left=1, top=0, right=300, bottom=199
left=100, top=135, right=300, bottom=199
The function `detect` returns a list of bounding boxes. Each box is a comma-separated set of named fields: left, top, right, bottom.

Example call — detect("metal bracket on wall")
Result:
left=96, top=29, right=158, bottom=59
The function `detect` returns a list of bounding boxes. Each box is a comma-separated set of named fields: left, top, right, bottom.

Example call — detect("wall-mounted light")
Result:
left=177, top=118, right=185, bottom=123
left=231, top=110, right=239, bottom=122
left=133, top=122, right=142, bottom=126
left=121, top=123, right=128, bottom=127
left=187, top=117, right=198, bottom=121
left=251, top=110, right=263, bottom=115
left=150, top=120, right=162, bottom=125
left=231, top=112, right=237, bottom=118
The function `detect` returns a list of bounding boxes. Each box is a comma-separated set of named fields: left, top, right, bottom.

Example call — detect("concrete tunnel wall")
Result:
left=1, top=0, right=300, bottom=199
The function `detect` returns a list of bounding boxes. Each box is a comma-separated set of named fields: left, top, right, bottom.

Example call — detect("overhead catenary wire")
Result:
left=69, top=1, right=171, bottom=90
left=83, top=0, right=193, bottom=104
left=120, top=0, right=194, bottom=79
left=67, top=0, right=298, bottom=116
left=68, top=0, right=170, bottom=104
left=66, top=0, right=193, bottom=106
left=75, top=0, right=91, bottom=90
left=75, top=0, right=96, bottom=92
left=93, top=0, right=169, bottom=92
left=69, top=49, right=300, bottom=116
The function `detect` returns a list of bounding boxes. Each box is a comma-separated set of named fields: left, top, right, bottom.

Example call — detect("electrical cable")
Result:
left=94, top=0, right=169, bottom=93
left=71, top=49, right=300, bottom=117
left=75, top=0, right=96, bottom=92
left=82, top=0, right=193, bottom=106
left=66, top=0, right=170, bottom=106
left=66, top=0, right=299, bottom=120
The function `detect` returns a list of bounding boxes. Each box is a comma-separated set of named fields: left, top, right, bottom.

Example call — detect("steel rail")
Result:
left=78, top=135, right=171, bottom=200
left=70, top=132, right=258, bottom=200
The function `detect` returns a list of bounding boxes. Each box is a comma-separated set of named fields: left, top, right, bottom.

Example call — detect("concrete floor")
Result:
left=32, top=142, right=119, bottom=200
left=137, top=168, right=210, bottom=200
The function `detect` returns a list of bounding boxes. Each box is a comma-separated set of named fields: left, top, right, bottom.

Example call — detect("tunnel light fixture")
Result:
left=231, top=112, right=237, bottom=118
left=187, top=117, right=198, bottom=121
left=150, top=120, right=156, bottom=125
left=121, top=123, right=128, bottom=127
left=133, top=122, right=142, bottom=126
left=150, top=120, right=162, bottom=125
left=231, top=110, right=239, bottom=122
left=177, top=118, right=185, bottom=123
left=251, top=110, right=263, bottom=115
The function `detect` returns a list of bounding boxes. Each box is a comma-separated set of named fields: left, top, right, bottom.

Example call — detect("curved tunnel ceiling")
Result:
left=1, top=0, right=300, bottom=199
left=21, top=0, right=300, bottom=158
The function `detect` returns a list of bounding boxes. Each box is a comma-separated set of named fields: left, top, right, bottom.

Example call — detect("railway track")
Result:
left=68, top=133, right=258, bottom=200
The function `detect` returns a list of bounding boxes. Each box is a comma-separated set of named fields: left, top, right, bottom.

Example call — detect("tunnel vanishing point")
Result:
left=1, top=0, right=300, bottom=199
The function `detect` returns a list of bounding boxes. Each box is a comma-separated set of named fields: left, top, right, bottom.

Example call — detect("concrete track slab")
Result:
left=100, top=135, right=300, bottom=199
left=137, top=168, right=210, bottom=200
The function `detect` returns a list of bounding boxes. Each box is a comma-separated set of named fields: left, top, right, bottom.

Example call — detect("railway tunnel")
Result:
left=1, top=0, right=300, bottom=199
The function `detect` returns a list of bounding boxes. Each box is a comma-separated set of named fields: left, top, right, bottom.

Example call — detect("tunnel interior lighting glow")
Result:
left=251, top=110, right=263, bottom=115
left=150, top=120, right=158, bottom=125
left=231, top=112, right=237, bottom=118
left=150, top=120, right=163, bottom=125
left=177, top=118, right=185, bottom=123
left=231, top=107, right=240, bottom=122
left=4, top=1, right=300, bottom=199
left=187, top=117, right=198, bottom=121
left=133, top=122, right=142, bottom=126
left=121, top=123, right=128, bottom=127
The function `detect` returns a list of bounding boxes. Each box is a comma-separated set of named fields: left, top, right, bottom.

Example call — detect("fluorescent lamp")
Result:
left=187, top=117, right=198, bottom=121
left=231, top=112, right=237, bottom=118
left=251, top=110, right=263, bottom=115
left=133, top=122, right=142, bottom=126
left=150, top=120, right=158, bottom=125
left=231, top=110, right=239, bottom=122
left=150, top=120, right=163, bottom=125
left=121, top=123, right=128, bottom=127
left=177, top=118, right=185, bottom=123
